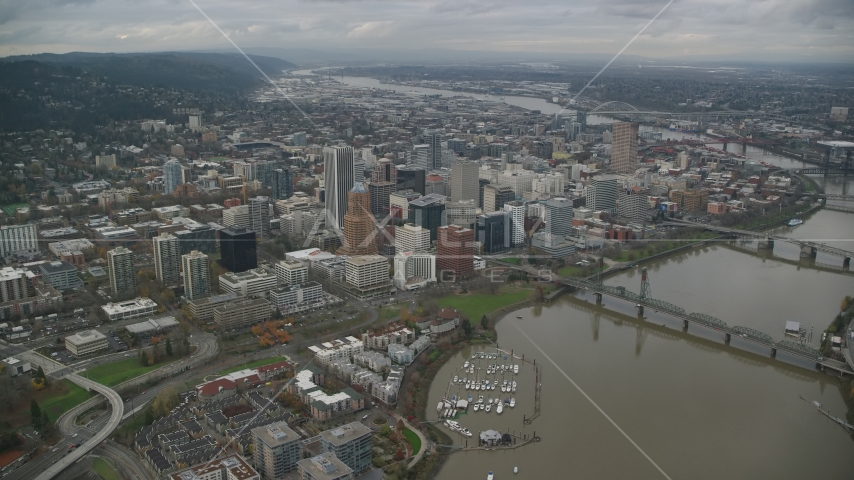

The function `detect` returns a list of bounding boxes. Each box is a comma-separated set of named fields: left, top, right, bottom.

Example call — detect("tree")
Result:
left=31, top=400, right=41, bottom=427
left=165, top=337, right=173, bottom=356
left=380, top=425, right=392, bottom=437
left=461, top=318, right=472, bottom=337
left=481, top=315, right=488, bottom=330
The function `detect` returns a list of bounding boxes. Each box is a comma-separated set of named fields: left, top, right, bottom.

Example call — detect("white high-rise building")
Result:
left=344, top=255, right=388, bottom=289
left=413, top=144, right=431, bottom=171
left=107, top=246, right=135, bottom=297
left=394, top=224, right=431, bottom=253
left=450, top=161, right=479, bottom=203
left=223, top=205, right=251, bottom=229
left=424, top=130, right=442, bottom=171
left=543, top=198, right=574, bottom=237
left=323, top=146, right=356, bottom=230
left=503, top=201, right=526, bottom=247
left=275, top=260, right=308, bottom=286
left=586, top=175, right=618, bottom=212
left=248, top=196, right=271, bottom=236
left=182, top=250, right=211, bottom=301
left=153, top=233, right=180, bottom=285
left=0, top=224, right=39, bottom=257
left=393, top=251, right=436, bottom=290
left=163, top=159, right=182, bottom=194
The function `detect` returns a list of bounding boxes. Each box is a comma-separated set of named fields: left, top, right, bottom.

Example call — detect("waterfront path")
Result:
left=393, top=413, right=429, bottom=469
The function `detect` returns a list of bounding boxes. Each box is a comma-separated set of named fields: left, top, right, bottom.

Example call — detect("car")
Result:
left=362, top=414, right=369, bottom=420
left=71, top=433, right=78, bottom=438
left=66, top=449, right=72, bottom=454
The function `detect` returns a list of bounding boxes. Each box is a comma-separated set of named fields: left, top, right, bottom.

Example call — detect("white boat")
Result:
left=468, top=395, right=473, bottom=402
left=510, top=398, right=516, bottom=408
left=514, top=466, right=518, bottom=474
left=464, top=361, right=470, bottom=369
left=512, top=386, right=516, bottom=393
left=488, top=472, right=494, bottom=480
left=487, top=397, right=493, bottom=405
left=513, top=365, right=519, bottom=374
left=437, top=402, right=444, bottom=412
left=787, top=218, right=803, bottom=227
left=473, top=404, right=479, bottom=412
left=478, top=395, right=484, bottom=403
left=512, top=381, right=517, bottom=388
left=485, top=404, right=491, bottom=412
left=453, top=376, right=458, bottom=383
left=497, top=404, right=503, bottom=414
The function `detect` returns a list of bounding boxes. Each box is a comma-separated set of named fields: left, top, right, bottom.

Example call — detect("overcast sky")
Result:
left=1, top=0, right=852, bottom=63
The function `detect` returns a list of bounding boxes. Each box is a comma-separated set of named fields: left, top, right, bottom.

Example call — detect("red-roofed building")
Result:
left=197, top=378, right=237, bottom=401
left=256, top=360, right=292, bottom=380
left=430, top=309, right=460, bottom=338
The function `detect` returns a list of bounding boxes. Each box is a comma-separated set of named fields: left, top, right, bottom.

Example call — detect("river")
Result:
left=428, top=246, right=854, bottom=479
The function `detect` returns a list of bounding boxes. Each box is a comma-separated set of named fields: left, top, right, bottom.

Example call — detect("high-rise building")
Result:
left=222, top=205, right=251, bottom=229
left=444, top=200, right=477, bottom=229
left=436, top=225, right=474, bottom=279
left=447, top=138, right=466, bottom=155
left=393, top=252, right=436, bottom=290
left=396, top=165, right=425, bottom=195
left=412, top=144, right=431, bottom=171
left=483, top=184, right=514, bottom=213
left=394, top=224, right=431, bottom=253
left=152, top=233, right=180, bottom=285
left=323, top=146, right=356, bottom=230
left=173, top=224, right=217, bottom=255
left=478, top=178, right=490, bottom=210
left=252, top=421, right=303, bottom=478
left=293, top=131, right=307, bottom=146
left=423, top=130, right=442, bottom=171
left=371, top=159, right=397, bottom=184
left=338, top=184, right=378, bottom=256
left=353, top=158, right=366, bottom=183
left=344, top=256, right=389, bottom=292
left=107, top=246, right=135, bottom=297
left=503, top=201, right=526, bottom=247
left=319, top=423, right=373, bottom=475
left=275, top=260, right=308, bottom=286
left=273, top=168, right=293, bottom=200
left=425, top=174, right=447, bottom=196
left=543, top=198, right=574, bottom=236
left=163, top=159, right=182, bottom=195
left=585, top=175, right=619, bottom=212
left=367, top=182, right=394, bottom=217
left=182, top=250, right=211, bottom=301
left=408, top=193, right=446, bottom=242
left=0, top=224, right=39, bottom=257
left=477, top=212, right=510, bottom=254
left=611, top=122, right=639, bottom=174
left=248, top=196, right=272, bottom=236
left=618, top=187, right=650, bottom=222
left=450, top=161, right=479, bottom=203
left=389, top=190, right=421, bottom=220
left=219, top=227, right=257, bottom=273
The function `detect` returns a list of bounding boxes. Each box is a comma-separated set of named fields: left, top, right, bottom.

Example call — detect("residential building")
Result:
left=297, top=453, right=354, bottom=480
left=483, top=184, right=515, bottom=213
left=95, top=154, right=116, bottom=170
left=585, top=175, right=618, bottom=212
left=167, top=454, right=259, bottom=480
left=219, top=269, right=277, bottom=298
left=0, top=224, right=39, bottom=257
left=477, top=211, right=511, bottom=254
left=436, top=225, right=474, bottom=279
left=671, top=189, right=709, bottom=212
left=0, top=267, right=32, bottom=303
left=249, top=196, right=272, bottom=236
left=450, top=161, right=480, bottom=203
left=213, top=297, right=272, bottom=330
left=65, top=329, right=108, bottom=356
left=252, top=422, right=302, bottom=478
left=220, top=227, right=258, bottom=273
left=272, top=169, right=293, bottom=200
left=337, top=184, right=378, bottom=256
left=107, top=246, right=135, bottom=297
left=318, top=423, right=372, bottom=475
left=408, top=193, right=446, bottom=242
left=163, top=159, right=183, bottom=194
left=182, top=251, right=211, bottom=301
left=152, top=205, right=190, bottom=221
left=153, top=233, right=181, bottom=285
left=394, top=224, right=431, bottom=253
left=323, top=146, right=356, bottom=230
left=422, top=129, right=443, bottom=171
left=367, top=181, right=394, bottom=216
left=611, top=122, right=639, bottom=174
left=173, top=224, right=217, bottom=255
left=187, top=292, right=239, bottom=321
left=617, top=187, right=650, bottom=222
left=223, top=205, right=252, bottom=229
left=275, top=260, right=308, bottom=286
left=39, top=261, right=82, bottom=291
left=101, top=297, right=158, bottom=321
left=395, top=165, right=426, bottom=195
left=503, top=201, right=526, bottom=246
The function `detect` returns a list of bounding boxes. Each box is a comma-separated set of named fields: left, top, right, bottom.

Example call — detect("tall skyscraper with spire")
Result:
left=337, top=183, right=378, bottom=256
left=323, top=146, right=356, bottom=230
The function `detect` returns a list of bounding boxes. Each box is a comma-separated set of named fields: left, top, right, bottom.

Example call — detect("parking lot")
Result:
left=105, top=331, right=128, bottom=352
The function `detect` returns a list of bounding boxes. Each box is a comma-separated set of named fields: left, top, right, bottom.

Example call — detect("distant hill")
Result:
left=0, top=51, right=295, bottom=92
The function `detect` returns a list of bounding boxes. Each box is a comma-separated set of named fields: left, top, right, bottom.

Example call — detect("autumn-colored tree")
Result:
left=394, top=449, right=405, bottom=461
left=251, top=324, right=263, bottom=336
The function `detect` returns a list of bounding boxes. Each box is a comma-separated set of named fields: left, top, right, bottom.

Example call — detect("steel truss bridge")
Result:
left=585, top=101, right=799, bottom=123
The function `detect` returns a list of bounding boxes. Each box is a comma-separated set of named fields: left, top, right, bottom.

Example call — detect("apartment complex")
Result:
left=251, top=422, right=302, bottom=478
left=213, top=297, right=272, bottom=330
left=318, top=423, right=372, bottom=475
left=153, top=233, right=181, bottom=285
left=182, top=250, right=211, bottom=301
left=107, top=246, right=135, bottom=297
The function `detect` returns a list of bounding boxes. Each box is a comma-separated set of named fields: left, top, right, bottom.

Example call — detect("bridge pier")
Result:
left=636, top=304, right=644, bottom=316
left=800, top=244, right=817, bottom=258
left=743, top=143, right=748, bottom=154
left=722, top=142, right=727, bottom=151
left=595, top=293, right=602, bottom=304
left=758, top=237, right=774, bottom=249
left=844, top=257, right=850, bottom=269
left=725, top=333, right=731, bottom=344
left=683, top=319, right=689, bottom=330
left=771, top=347, right=777, bottom=358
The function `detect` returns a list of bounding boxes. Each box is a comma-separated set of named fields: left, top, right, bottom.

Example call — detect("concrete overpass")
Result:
left=34, top=374, right=123, bottom=480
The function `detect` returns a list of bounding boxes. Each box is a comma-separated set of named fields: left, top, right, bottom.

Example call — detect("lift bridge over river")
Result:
left=495, top=259, right=854, bottom=376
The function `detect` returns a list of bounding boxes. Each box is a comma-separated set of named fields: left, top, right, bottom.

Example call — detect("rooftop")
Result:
left=251, top=421, right=300, bottom=448
left=319, top=422, right=371, bottom=446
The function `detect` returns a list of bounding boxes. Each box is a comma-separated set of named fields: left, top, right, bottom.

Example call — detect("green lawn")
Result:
left=1, top=204, right=27, bottom=217
left=83, top=358, right=163, bottom=387
left=378, top=304, right=405, bottom=321
left=500, top=257, right=522, bottom=265
left=559, top=262, right=610, bottom=278
left=92, top=458, right=120, bottom=480
left=402, top=427, right=421, bottom=455
left=437, top=288, right=531, bottom=321
left=216, top=357, right=288, bottom=376
left=39, top=380, right=92, bottom=419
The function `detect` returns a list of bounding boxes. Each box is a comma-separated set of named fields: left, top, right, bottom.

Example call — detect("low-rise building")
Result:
left=269, top=282, right=323, bottom=313
left=219, top=269, right=278, bottom=298
left=213, top=297, right=272, bottom=330
left=187, top=292, right=239, bottom=321
left=39, top=261, right=83, bottom=291
left=101, top=297, right=158, bottom=321
left=65, top=329, right=108, bottom=356
left=1, top=357, right=31, bottom=376
left=167, top=454, right=259, bottom=480
left=274, top=260, right=309, bottom=286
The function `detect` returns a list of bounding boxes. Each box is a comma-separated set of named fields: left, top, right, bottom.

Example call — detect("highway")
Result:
left=34, top=374, right=123, bottom=480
